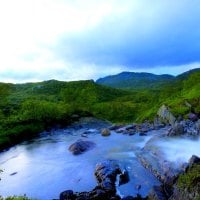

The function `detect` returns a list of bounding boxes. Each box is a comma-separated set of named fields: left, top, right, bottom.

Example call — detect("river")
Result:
left=2, top=118, right=192, bottom=200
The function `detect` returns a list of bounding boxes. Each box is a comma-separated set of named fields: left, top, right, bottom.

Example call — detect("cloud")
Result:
left=54, top=0, right=200, bottom=67
left=0, top=0, right=199, bottom=83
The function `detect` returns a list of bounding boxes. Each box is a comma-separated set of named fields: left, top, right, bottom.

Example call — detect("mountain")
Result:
left=96, top=72, right=175, bottom=90
left=176, top=68, right=200, bottom=80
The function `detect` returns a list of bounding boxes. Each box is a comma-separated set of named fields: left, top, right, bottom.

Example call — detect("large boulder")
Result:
left=101, top=128, right=111, bottom=136
left=68, top=139, right=95, bottom=155
left=95, top=160, right=121, bottom=192
left=157, top=105, right=176, bottom=126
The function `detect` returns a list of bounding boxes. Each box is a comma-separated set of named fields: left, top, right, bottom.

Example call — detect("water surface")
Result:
left=0, top=126, right=160, bottom=199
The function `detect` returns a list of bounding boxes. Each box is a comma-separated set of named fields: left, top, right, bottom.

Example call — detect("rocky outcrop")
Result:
left=157, top=105, right=176, bottom=126
left=167, top=119, right=200, bottom=137
left=148, top=155, right=200, bottom=200
left=168, top=155, right=200, bottom=200
left=68, top=139, right=95, bottom=155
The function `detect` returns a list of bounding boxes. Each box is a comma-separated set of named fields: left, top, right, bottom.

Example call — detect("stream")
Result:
left=1, top=118, right=199, bottom=200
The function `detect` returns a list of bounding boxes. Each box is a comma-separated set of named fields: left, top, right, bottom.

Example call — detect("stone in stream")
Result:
left=101, top=128, right=111, bottom=136
left=68, top=139, right=95, bottom=155
left=60, top=160, right=122, bottom=200
left=95, top=160, right=121, bottom=192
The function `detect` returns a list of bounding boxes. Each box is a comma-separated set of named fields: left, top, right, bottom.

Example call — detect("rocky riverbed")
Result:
left=0, top=107, right=200, bottom=200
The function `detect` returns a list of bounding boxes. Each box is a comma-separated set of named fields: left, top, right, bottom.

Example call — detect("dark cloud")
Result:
left=54, top=0, right=200, bottom=68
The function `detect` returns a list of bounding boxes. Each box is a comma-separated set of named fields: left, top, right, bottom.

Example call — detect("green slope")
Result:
left=0, top=69, right=199, bottom=150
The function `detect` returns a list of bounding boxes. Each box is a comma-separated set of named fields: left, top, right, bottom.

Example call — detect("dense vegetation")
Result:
left=0, top=69, right=199, bottom=150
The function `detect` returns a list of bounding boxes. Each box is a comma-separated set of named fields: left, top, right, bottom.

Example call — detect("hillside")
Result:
left=96, top=71, right=175, bottom=90
left=0, top=69, right=199, bottom=150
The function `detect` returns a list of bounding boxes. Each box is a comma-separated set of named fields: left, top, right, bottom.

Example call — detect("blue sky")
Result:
left=0, top=0, right=200, bottom=83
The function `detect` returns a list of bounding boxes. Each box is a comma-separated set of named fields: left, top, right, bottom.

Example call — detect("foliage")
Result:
left=0, top=70, right=199, bottom=150
left=177, top=164, right=200, bottom=190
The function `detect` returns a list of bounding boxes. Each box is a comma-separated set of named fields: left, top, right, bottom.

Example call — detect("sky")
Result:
left=0, top=0, right=200, bottom=83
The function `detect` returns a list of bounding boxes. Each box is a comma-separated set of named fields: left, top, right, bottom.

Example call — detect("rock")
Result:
left=68, top=139, right=95, bottom=155
left=188, top=113, right=198, bottom=122
left=168, top=155, right=200, bottom=200
left=139, top=132, right=147, bottom=136
left=195, top=119, right=200, bottom=131
left=125, top=124, right=136, bottom=130
left=168, top=123, right=184, bottom=136
left=157, top=105, right=176, bottom=126
left=109, top=125, right=124, bottom=131
left=148, top=185, right=168, bottom=200
left=119, top=169, right=129, bottom=186
left=154, top=117, right=165, bottom=129
left=101, top=128, right=111, bottom=136
left=60, top=190, right=74, bottom=200
left=95, top=160, right=121, bottom=192
left=189, top=155, right=200, bottom=166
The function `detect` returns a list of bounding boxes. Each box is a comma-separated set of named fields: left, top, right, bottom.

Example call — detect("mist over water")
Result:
left=155, top=137, right=200, bottom=164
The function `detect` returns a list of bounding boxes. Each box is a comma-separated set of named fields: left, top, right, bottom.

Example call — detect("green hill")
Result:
left=0, top=69, right=199, bottom=150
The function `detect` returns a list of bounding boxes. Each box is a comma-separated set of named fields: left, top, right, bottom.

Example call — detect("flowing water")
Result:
left=0, top=121, right=165, bottom=199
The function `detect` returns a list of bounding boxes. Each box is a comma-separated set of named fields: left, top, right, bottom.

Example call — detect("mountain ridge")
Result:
left=96, top=68, right=200, bottom=90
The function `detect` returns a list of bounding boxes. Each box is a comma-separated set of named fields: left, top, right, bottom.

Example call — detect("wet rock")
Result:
left=68, top=139, right=95, bottom=155
left=139, top=132, right=147, bottom=136
left=157, top=105, right=176, bottom=126
left=188, top=113, right=198, bottom=122
left=148, top=185, right=168, bottom=200
left=60, top=190, right=75, bottom=200
left=101, top=128, right=111, bottom=136
left=125, top=124, right=136, bottom=130
left=167, top=123, right=184, bottom=136
left=119, top=169, right=129, bottom=186
left=60, top=160, right=122, bottom=200
left=109, top=125, right=124, bottom=131
left=95, top=160, right=121, bottom=192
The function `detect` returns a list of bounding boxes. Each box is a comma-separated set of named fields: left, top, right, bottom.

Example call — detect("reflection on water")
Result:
left=0, top=128, right=160, bottom=200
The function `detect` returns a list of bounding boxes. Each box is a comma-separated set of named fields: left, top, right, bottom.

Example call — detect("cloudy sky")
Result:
left=0, top=0, right=200, bottom=83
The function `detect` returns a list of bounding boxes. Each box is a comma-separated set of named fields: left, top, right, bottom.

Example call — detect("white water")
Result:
left=155, top=137, right=200, bottom=164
